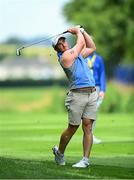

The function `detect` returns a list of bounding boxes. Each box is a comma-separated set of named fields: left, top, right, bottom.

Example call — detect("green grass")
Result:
left=0, top=112, right=134, bottom=179
left=0, top=87, right=134, bottom=178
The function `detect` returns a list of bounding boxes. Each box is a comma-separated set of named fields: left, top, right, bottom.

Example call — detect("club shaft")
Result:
left=21, top=31, right=68, bottom=49
left=16, top=31, right=68, bottom=56
left=16, top=25, right=83, bottom=55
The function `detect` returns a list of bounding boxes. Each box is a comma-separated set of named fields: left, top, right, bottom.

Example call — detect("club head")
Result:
left=16, top=47, right=24, bottom=56
left=16, top=49, right=21, bottom=56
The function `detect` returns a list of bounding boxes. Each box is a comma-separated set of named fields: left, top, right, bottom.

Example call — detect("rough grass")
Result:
left=0, top=156, right=134, bottom=179
left=0, top=87, right=66, bottom=113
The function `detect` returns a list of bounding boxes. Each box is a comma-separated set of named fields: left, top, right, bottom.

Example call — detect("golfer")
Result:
left=52, top=26, right=97, bottom=168
left=87, top=52, right=106, bottom=144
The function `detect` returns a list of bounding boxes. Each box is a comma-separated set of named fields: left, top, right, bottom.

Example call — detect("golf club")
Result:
left=16, top=26, right=83, bottom=56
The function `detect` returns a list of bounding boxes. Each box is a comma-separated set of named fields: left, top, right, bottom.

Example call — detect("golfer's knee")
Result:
left=82, top=119, right=93, bottom=134
left=84, top=125, right=92, bottom=134
left=68, top=124, right=79, bottom=134
left=62, top=124, right=79, bottom=140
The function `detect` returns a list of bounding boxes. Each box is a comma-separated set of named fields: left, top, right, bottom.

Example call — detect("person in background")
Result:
left=87, top=52, right=106, bottom=144
left=51, top=26, right=97, bottom=168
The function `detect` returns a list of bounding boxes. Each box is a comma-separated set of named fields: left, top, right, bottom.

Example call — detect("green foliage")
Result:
left=44, top=87, right=66, bottom=114
left=0, top=87, right=66, bottom=113
left=63, top=0, right=134, bottom=65
left=101, top=84, right=123, bottom=113
left=0, top=85, right=133, bottom=113
left=126, top=92, right=134, bottom=112
left=5, top=37, right=24, bottom=45
left=0, top=53, right=7, bottom=61
left=100, top=83, right=134, bottom=113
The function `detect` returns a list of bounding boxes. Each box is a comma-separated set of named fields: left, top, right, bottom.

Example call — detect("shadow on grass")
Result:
left=0, top=156, right=134, bottom=179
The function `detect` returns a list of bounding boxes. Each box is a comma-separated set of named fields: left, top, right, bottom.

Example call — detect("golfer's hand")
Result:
left=67, top=27, right=81, bottom=35
left=75, top=25, right=85, bottom=34
left=99, top=91, right=105, bottom=98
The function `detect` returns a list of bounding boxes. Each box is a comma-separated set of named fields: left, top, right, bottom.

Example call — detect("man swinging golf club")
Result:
left=52, top=26, right=97, bottom=168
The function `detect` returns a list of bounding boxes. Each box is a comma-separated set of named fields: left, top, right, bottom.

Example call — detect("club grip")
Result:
left=62, top=25, right=83, bottom=34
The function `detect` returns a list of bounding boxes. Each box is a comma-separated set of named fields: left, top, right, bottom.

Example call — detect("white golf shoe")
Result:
left=72, top=158, right=89, bottom=168
left=93, top=135, right=102, bottom=144
left=52, top=146, right=65, bottom=165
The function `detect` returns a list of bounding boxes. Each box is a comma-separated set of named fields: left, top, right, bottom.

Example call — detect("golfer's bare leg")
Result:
left=58, top=124, right=79, bottom=154
left=82, top=118, right=93, bottom=157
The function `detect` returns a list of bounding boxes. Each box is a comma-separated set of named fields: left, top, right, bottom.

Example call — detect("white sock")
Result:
left=58, top=150, right=64, bottom=156
left=82, top=157, right=89, bottom=162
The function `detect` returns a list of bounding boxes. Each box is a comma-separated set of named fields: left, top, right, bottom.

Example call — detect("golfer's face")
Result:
left=57, top=38, right=69, bottom=52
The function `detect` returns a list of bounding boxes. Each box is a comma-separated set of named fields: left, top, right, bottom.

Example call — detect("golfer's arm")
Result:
left=62, top=31, right=85, bottom=67
left=82, top=31, right=96, bottom=58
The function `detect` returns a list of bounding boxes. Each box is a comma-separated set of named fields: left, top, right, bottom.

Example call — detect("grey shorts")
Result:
left=65, top=90, right=98, bottom=125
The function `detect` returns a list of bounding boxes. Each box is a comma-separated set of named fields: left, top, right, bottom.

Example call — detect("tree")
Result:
left=63, top=0, right=134, bottom=76
left=5, top=37, right=24, bottom=45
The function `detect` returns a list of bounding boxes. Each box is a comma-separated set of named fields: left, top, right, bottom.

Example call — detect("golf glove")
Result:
left=75, top=25, right=84, bottom=34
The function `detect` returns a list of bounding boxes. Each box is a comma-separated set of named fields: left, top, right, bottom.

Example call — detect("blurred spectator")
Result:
left=87, top=52, right=106, bottom=144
